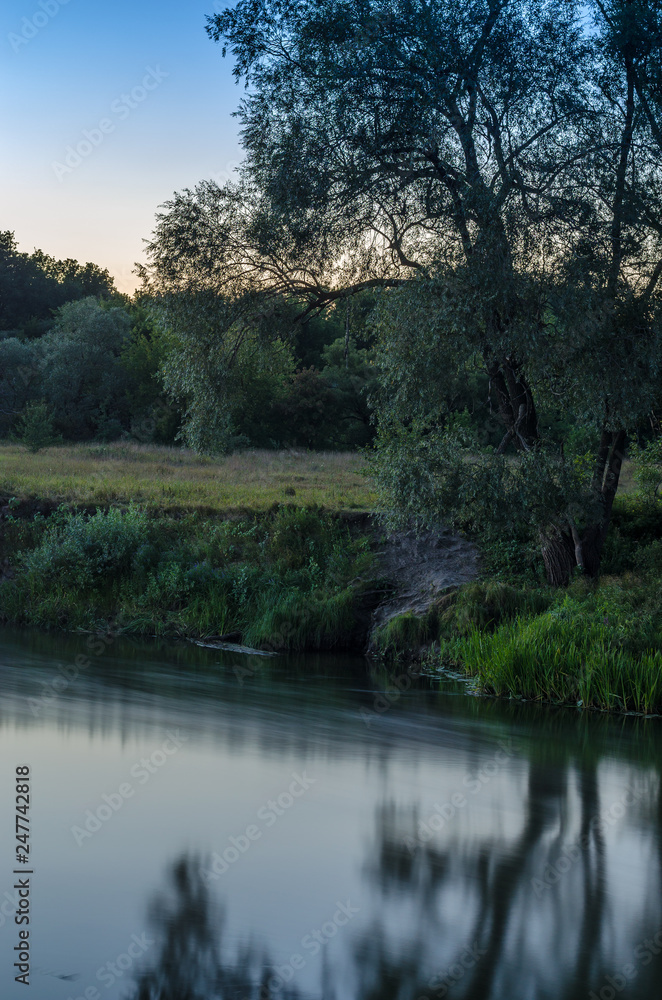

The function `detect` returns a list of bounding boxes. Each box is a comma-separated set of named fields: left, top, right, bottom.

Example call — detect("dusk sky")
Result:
left=1, top=0, right=243, bottom=292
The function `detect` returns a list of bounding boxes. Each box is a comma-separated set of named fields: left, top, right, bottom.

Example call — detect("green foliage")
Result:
left=20, top=506, right=150, bottom=588
left=119, top=305, right=181, bottom=443
left=270, top=367, right=337, bottom=449
left=255, top=336, right=378, bottom=449
left=36, top=297, right=133, bottom=439
left=600, top=495, right=662, bottom=572
left=629, top=436, right=662, bottom=503
left=373, top=580, right=553, bottom=660
left=0, top=338, right=39, bottom=435
left=456, top=586, right=662, bottom=714
left=1, top=506, right=372, bottom=649
left=14, top=400, right=57, bottom=453
left=155, top=291, right=295, bottom=454
left=0, top=230, right=116, bottom=335
left=450, top=582, right=553, bottom=633
left=318, top=337, right=377, bottom=447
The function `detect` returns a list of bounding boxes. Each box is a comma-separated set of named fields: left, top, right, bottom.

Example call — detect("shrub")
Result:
left=21, top=506, right=150, bottom=588
left=15, top=400, right=57, bottom=453
left=265, top=506, right=340, bottom=570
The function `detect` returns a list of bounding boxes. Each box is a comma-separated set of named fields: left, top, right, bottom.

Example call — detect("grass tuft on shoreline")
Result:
left=420, top=497, right=662, bottom=716
left=453, top=587, right=662, bottom=715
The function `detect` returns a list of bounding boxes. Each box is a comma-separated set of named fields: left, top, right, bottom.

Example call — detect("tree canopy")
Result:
left=0, top=231, right=116, bottom=336
left=139, top=0, right=662, bottom=582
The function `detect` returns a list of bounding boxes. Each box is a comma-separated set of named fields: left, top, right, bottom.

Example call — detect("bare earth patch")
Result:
left=371, top=525, right=480, bottom=628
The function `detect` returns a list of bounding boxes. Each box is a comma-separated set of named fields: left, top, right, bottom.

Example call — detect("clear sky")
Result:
left=1, top=0, right=243, bottom=293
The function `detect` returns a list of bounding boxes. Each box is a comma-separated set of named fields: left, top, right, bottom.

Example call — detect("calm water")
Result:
left=0, top=628, right=661, bottom=1000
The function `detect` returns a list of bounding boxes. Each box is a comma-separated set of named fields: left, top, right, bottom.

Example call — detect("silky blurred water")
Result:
left=0, top=627, right=660, bottom=1000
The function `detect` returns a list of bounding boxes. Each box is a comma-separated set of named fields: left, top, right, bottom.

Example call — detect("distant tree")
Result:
left=271, top=367, right=338, bottom=449
left=0, top=337, right=39, bottom=434
left=0, top=230, right=116, bottom=335
left=36, top=298, right=132, bottom=439
left=319, top=337, right=377, bottom=447
left=14, top=401, right=57, bottom=453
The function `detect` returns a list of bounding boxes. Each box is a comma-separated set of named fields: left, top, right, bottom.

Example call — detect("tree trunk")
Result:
left=540, top=427, right=626, bottom=585
left=486, top=353, right=539, bottom=453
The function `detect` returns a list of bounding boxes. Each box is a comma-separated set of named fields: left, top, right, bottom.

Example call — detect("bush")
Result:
left=14, top=400, right=57, bottom=453
left=21, top=506, right=150, bottom=588
left=265, top=506, right=338, bottom=569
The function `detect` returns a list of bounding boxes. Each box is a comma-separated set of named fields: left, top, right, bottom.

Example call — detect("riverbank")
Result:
left=2, top=445, right=662, bottom=715
left=0, top=503, right=383, bottom=648
left=369, top=497, right=662, bottom=716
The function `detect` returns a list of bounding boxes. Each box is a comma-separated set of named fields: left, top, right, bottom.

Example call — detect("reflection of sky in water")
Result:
left=0, top=629, right=661, bottom=999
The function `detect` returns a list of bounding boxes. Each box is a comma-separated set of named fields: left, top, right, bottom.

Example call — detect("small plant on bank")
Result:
left=14, top=400, right=58, bottom=453
left=20, top=505, right=151, bottom=588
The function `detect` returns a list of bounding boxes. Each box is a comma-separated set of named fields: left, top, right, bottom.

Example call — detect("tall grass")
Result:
left=455, top=591, right=662, bottom=714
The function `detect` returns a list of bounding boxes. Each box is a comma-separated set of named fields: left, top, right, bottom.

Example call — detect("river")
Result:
left=0, top=628, right=660, bottom=1000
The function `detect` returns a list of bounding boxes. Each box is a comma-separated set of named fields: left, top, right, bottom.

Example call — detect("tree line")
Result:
left=4, top=1, right=662, bottom=584
left=0, top=232, right=376, bottom=450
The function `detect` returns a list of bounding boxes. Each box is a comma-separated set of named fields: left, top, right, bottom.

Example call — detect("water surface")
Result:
left=0, top=628, right=660, bottom=999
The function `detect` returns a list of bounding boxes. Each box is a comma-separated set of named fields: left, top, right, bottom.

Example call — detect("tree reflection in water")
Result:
left=129, top=855, right=300, bottom=1000
left=352, top=758, right=662, bottom=1000
left=129, top=760, right=662, bottom=1000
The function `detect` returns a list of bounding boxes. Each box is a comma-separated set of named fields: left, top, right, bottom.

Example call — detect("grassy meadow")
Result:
left=0, top=443, right=375, bottom=513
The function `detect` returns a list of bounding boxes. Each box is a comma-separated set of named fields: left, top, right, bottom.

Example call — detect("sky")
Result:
left=0, top=0, right=244, bottom=293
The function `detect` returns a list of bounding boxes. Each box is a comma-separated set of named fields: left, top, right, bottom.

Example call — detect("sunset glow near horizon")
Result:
left=1, top=0, right=243, bottom=293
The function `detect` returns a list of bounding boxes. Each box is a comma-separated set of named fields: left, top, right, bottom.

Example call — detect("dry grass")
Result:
left=0, top=443, right=376, bottom=513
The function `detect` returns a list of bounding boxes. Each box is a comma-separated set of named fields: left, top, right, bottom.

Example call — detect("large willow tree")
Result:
left=142, top=0, right=662, bottom=582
